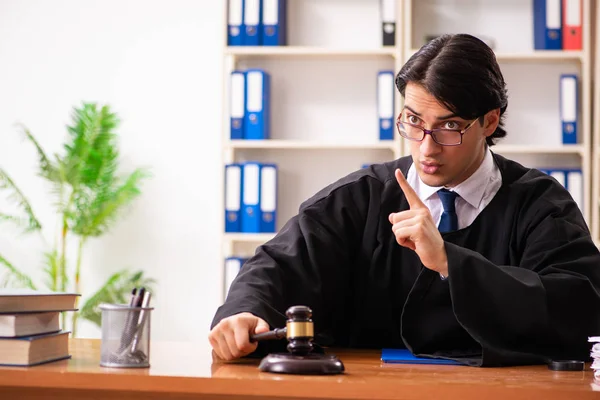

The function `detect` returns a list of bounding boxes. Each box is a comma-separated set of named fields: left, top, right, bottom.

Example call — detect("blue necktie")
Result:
left=437, top=189, right=459, bottom=233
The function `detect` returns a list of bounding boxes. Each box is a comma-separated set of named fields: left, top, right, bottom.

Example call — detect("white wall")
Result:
left=0, top=0, right=224, bottom=340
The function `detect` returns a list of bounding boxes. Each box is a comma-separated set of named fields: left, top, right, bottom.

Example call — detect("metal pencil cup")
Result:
left=99, top=303, right=154, bottom=368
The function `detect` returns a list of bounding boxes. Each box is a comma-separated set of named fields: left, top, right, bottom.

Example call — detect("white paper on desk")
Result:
left=590, top=343, right=600, bottom=359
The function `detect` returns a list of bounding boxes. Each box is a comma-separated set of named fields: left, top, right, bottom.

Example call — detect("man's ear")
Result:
left=483, top=108, right=501, bottom=137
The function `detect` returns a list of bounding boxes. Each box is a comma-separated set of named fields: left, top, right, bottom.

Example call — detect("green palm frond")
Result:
left=49, top=181, right=69, bottom=214
left=0, top=254, right=36, bottom=289
left=0, top=168, right=42, bottom=231
left=62, top=104, right=99, bottom=186
left=0, top=213, right=40, bottom=233
left=60, top=103, right=125, bottom=232
left=62, top=103, right=119, bottom=188
left=19, top=127, right=68, bottom=215
left=78, top=269, right=156, bottom=327
left=42, top=250, right=61, bottom=291
left=72, top=168, right=150, bottom=237
left=16, top=123, right=61, bottom=183
left=80, top=106, right=119, bottom=188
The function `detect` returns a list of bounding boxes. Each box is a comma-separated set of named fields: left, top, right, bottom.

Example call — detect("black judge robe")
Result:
left=211, top=152, right=600, bottom=367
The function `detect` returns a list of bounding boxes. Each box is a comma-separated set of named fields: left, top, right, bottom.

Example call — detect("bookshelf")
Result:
left=224, top=47, right=398, bottom=58
left=225, top=140, right=396, bottom=150
left=492, top=144, right=585, bottom=155
left=220, top=0, right=404, bottom=301
left=403, top=0, right=594, bottom=228
left=405, top=48, right=586, bottom=62
left=224, top=233, right=277, bottom=243
left=593, top=0, right=600, bottom=247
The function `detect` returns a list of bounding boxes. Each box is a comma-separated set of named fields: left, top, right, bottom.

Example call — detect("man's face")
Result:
left=402, top=82, right=499, bottom=188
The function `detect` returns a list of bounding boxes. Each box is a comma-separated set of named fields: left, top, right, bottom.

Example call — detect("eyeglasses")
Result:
left=396, top=114, right=479, bottom=146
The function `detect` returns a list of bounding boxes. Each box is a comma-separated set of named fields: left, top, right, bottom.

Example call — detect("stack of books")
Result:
left=589, top=336, right=600, bottom=379
left=0, top=289, right=79, bottom=367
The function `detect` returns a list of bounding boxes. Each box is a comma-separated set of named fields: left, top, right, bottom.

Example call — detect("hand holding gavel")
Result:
left=210, top=306, right=344, bottom=375
left=208, top=306, right=316, bottom=361
left=250, top=305, right=315, bottom=356
left=208, top=312, right=270, bottom=361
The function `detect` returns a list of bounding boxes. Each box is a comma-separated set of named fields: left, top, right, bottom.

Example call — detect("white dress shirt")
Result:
left=406, top=147, right=502, bottom=230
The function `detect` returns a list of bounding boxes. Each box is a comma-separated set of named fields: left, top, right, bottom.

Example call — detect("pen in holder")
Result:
left=99, top=298, right=153, bottom=368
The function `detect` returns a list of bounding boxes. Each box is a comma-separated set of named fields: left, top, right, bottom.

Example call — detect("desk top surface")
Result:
left=0, top=339, right=598, bottom=400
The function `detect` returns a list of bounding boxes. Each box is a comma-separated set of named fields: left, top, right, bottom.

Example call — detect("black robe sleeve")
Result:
left=210, top=180, right=368, bottom=356
left=443, top=187, right=600, bottom=366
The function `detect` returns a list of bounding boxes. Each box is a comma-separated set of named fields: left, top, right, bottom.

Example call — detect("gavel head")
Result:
left=285, top=305, right=314, bottom=356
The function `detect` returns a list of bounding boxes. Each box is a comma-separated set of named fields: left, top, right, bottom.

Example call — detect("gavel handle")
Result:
left=250, top=327, right=287, bottom=342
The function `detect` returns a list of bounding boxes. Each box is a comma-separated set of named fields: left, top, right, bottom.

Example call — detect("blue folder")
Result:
left=533, top=0, right=562, bottom=50
left=377, top=70, right=395, bottom=140
left=262, top=0, right=286, bottom=46
left=259, top=163, right=277, bottom=233
left=227, top=0, right=245, bottom=46
left=225, top=163, right=243, bottom=232
left=559, top=74, right=578, bottom=144
left=381, top=349, right=463, bottom=365
left=244, top=0, right=262, bottom=46
left=241, top=162, right=262, bottom=233
left=244, top=69, right=270, bottom=140
left=230, top=71, right=246, bottom=139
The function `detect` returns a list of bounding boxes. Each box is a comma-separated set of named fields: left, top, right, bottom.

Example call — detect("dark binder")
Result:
left=380, top=0, right=396, bottom=46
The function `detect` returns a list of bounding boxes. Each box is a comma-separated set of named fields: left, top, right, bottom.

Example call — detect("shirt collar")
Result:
left=408, top=167, right=441, bottom=202
left=408, top=147, right=494, bottom=208
left=452, top=147, right=494, bottom=208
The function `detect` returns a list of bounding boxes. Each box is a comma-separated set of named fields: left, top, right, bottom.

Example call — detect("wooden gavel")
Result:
left=249, top=305, right=344, bottom=375
left=250, top=305, right=315, bottom=356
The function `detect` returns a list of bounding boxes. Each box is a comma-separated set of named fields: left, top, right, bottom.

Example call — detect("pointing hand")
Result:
left=388, top=169, right=449, bottom=276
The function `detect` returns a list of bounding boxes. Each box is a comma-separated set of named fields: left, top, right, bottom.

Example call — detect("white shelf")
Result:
left=226, top=140, right=396, bottom=151
left=229, top=142, right=583, bottom=155
left=493, top=144, right=585, bottom=155
left=224, top=233, right=276, bottom=243
left=496, top=51, right=584, bottom=62
left=407, top=49, right=584, bottom=62
left=225, top=46, right=398, bottom=58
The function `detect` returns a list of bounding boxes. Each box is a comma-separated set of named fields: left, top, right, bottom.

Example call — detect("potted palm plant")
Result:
left=0, top=102, right=155, bottom=336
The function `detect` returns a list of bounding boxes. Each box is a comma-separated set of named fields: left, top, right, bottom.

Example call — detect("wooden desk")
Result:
left=0, top=339, right=598, bottom=400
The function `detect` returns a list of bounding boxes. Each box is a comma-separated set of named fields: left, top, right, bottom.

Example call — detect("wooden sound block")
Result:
left=258, top=353, right=345, bottom=375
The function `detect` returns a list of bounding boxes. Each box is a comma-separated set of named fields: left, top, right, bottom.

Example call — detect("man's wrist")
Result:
left=437, top=243, right=449, bottom=278
left=439, top=263, right=449, bottom=278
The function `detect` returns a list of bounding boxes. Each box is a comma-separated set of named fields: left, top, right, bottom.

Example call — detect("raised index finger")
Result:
left=395, top=168, right=426, bottom=209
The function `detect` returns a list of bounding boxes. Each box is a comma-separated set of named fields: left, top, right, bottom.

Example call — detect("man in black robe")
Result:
left=209, top=33, right=600, bottom=366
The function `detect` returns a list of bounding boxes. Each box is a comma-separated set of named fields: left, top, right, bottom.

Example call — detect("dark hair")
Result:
left=395, top=34, right=508, bottom=146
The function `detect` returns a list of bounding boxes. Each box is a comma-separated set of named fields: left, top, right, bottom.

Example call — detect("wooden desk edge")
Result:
left=0, top=339, right=599, bottom=400
left=0, top=368, right=599, bottom=400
